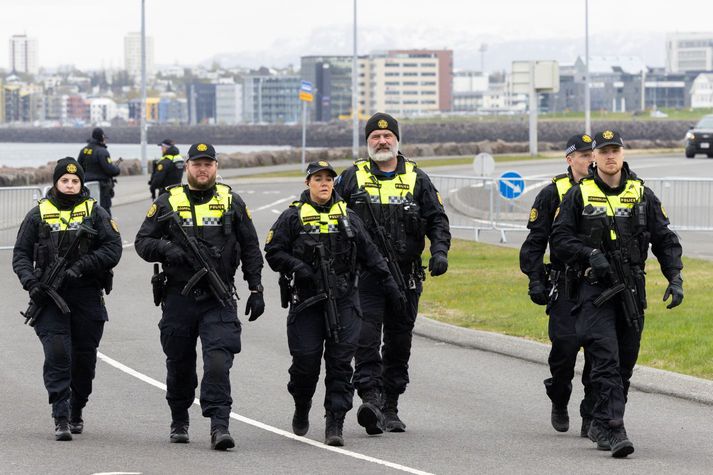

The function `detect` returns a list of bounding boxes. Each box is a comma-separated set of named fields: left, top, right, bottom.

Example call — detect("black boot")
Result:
left=608, top=422, right=634, bottom=458
left=170, top=420, right=190, bottom=444
left=357, top=389, right=384, bottom=435
left=54, top=417, right=72, bottom=441
left=587, top=419, right=611, bottom=450
left=325, top=411, right=345, bottom=447
left=292, top=399, right=311, bottom=436
left=580, top=417, right=592, bottom=438
left=550, top=404, right=569, bottom=433
left=383, top=393, right=406, bottom=433
left=211, top=426, right=235, bottom=451
left=69, top=406, right=84, bottom=435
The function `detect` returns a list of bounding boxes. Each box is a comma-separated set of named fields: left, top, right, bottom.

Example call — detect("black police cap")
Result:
left=187, top=142, right=217, bottom=161
left=565, top=134, right=593, bottom=155
left=305, top=160, right=337, bottom=178
left=365, top=112, right=400, bottom=141
left=592, top=130, right=624, bottom=149
left=91, top=127, right=106, bottom=141
left=157, top=138, right=174, bottom=147
left=53, top=157, right=85, bottom=185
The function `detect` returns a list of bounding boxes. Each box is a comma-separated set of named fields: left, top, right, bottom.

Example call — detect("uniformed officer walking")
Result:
left=149, top=139, right=185, bottom=198
left=77, top=127, right=121, bottom=216
left=135, top=142, right=265, bottom=451
left=13, top=157, right=122, bottom=441
left=550, top=130, right=684, bottom=457
left=335, top=113, right=451, bottom=435
left=265, top=161, right=403, bottom=446
left=519, top=134, right=596, bottom=436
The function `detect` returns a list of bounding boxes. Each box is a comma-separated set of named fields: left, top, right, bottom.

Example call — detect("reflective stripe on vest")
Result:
left=296, top=201, right=348, bottom=235
left=168, top=184, right=232, bottom=227
left=164, top=154, right=184, bottom=163
left=580, top=178, right=643, bottom=240
left=354, top=160, right=417, bottom=205
left=553, top=176, right=573, bottom=202
left=38, top=198, right=95, bottom=232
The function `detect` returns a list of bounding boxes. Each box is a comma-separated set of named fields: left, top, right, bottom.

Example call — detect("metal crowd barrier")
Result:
left=431, top=174, right=713, bottom=242
left=0, top=186, right=44, bottom=250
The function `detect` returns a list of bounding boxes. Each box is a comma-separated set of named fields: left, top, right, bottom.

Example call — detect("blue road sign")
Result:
left=498, top=171, right=525, bottom=200
left=300, top=80, right=313, bottom=93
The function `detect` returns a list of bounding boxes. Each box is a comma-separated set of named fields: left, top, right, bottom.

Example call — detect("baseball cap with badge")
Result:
left=592, top=130, right=624, bottom=149
left=565, top=134, right=593, bottom=156
left=157, top=138, right=174, bottom=147
left=365, top=112, right=400, bottom=141
left=187, top=142, right=217, bottom=161
left=305, top=160, right=337, bottom=178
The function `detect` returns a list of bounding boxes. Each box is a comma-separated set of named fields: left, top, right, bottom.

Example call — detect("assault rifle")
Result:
left=21, top=223, right=97, bottom=326
left=589, top=210, right=643, bottom=333
left=351, top=188, right=412, bottom=313
left=158, top=212, right=237, bottom=308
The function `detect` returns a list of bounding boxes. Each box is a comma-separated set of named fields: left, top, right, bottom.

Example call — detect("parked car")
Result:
left=685, top=114, right=713, bottom=158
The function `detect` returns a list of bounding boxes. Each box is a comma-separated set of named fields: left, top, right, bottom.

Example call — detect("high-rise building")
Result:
left=666, top=32, right=713, bottom=73
left=124, top=32, right=155, bottom=79
left=9, top=34, right=39, bottom=75
left=301, top=56, right=357, bottom=122
left=243, top=74, right=301, bottom=124
left=215, top=83, right=243, bottom=125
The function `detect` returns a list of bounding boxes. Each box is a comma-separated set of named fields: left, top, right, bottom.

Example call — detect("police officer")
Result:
left=335, top=113, right=451, bottom=435
left=265, top=160, right=403, bottom=446
left=550, top=130, right=684, bottom=458
left=134, top=142, right=264, bottom=451
left=12, top=157, right=122, bottom=441
left=519, top=134, right=596, bottom=436
left=149, top=139, right=185, bottom=198
left=78, top=127, right=121, bottom=216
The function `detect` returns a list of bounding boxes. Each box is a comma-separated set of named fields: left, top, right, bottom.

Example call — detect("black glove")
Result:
left=588, top=249, right=610, bottom=281
left=663, top=275, right=684, bottom=309
left=245, top=292, right=265, bottom=321
left=65, top=263, right=82, bottom=279
left=383, top=277, right=407, bottom=314
left=294, top=263, right=317, bottom=285
left=428, top=253, right=448, bottom=277
left=164, top=245, right=187, bottom=266
left=29, top=282, right=49, bottom=305
left=528, top=280, right=549, bottom=306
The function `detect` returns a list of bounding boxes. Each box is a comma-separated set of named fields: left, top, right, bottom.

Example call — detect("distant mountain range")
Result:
left=205, top=25, right=666, bottom=72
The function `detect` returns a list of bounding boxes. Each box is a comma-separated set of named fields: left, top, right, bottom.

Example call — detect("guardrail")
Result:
left=431, top=174, right=713, bottom=242
left=0, top=181, right=101, bottom=250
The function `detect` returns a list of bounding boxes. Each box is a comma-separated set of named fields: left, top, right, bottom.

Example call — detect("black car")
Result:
left=685, top=114, right=713, bottom=158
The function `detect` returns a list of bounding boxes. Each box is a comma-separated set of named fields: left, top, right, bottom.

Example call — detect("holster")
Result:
left=565, top=266, right=581, bottom=300
left=151, top=263, right=166, bottom=306
left=279, top=274, right=292, bottom=309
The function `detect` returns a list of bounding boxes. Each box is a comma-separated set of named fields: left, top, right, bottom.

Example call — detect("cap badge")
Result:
left=66, top=163, right=77, bottom=174
left=377, top=119, right=388, bottom=129
left=582, top=135, right=592, bottom=143
left=602, top=130, right=614, bottom=140
left=318, top=161, right=328, bottom=166
left=197, top=144, right=208, bottom=152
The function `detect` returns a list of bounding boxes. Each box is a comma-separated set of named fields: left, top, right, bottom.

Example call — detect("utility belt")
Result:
left=164, top=280, right=224, bottom=303
left=399, top=259, right=426, bottom=289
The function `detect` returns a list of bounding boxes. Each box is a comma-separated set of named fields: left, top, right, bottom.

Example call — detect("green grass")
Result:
left=402, top=108, right=713, bottom=123
left=421, top=239, right=713, bottom=379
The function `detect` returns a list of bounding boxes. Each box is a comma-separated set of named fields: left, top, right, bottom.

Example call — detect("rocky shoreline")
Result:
left=0, top=138, right=682, bottom=186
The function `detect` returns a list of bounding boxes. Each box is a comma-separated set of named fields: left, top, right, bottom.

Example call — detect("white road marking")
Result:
left=253, top=196, right=296, bottom=212
left=91, top=472, right=142, bottom=475
left=97, top=352, right=433, bottom=475
left=271, top=209, right=280, bottom=214
left=122, top=242, right=134, bottom=249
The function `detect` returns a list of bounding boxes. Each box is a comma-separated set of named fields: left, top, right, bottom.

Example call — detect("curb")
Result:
left=414, top=316, right=713, bottom=406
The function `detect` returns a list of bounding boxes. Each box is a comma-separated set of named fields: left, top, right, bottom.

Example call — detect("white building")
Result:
left=691, top=73, right=713, bottom=109
left=89, top=97, right=118, bottom=125
left=215, top=83, right=243, bottom=125
left=9, top=34, right=39, bottom=75
left=124, top=32, right=155, bottom=78
left=666, top=32, right=713, bottom=73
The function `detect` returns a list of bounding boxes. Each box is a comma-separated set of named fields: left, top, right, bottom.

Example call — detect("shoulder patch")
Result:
left=529, top=208, right=538, bottom=222
left=245, top=206, right=252, bottom=220
left=265, top=229, right=274, bottom=244
left=111, top=219, right=120, bottom=233
left=146, top=203, right=158, bottom=218
left=437, top=192, right=443, bottom=205
left=157, top=163, right=164, bottom=171
left=661, top=205, right=668, bottom=219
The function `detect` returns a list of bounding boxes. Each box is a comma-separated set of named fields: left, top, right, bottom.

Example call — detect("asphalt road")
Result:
left=1, top=156, right=712, bottom=474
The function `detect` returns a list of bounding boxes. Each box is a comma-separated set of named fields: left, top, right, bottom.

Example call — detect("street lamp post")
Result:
left=351, top=0, right=359, bottom=160
left=140, top=0, right=148, bottom=175
left=584, top=0, right=591, bottom=135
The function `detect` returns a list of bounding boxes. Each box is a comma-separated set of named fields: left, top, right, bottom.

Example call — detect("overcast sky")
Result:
left=2, top=0, right=712, bottom=71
